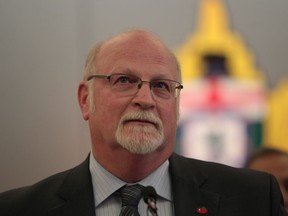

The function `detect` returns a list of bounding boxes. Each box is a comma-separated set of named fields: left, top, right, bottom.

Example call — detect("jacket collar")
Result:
left=169, top=153, right=220, bottom=216
left=47, top=155, right=95, bottom=216
left=46, top=153, right=219, bottom=216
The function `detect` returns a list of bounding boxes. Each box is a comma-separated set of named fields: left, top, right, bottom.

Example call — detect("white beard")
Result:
left=115, top=110, right=164, bottom=154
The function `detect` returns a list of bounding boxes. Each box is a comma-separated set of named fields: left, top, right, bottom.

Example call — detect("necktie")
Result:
left=119, top=184, right=144, bottom=216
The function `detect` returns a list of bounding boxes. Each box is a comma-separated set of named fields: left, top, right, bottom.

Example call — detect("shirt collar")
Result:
left=89, top=154, right=172, bottom=207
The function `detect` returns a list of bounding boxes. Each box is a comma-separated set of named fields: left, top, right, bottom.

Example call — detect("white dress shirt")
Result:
left=89, top=154, right=174, bottom=216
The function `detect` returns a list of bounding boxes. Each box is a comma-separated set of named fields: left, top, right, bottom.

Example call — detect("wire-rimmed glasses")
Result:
left=87, top=73, right=183, bottom=100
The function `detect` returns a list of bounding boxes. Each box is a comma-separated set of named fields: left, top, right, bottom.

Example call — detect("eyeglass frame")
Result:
left=86, top=73, right=183, bottom=99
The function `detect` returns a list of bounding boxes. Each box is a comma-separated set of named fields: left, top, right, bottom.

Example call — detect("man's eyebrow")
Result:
left=109, top=68, right=174, bottom=80
left=109, top=68, right=135, bottom=75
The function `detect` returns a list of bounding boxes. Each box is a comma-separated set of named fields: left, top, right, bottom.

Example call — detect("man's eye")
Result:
left=153, top=81, right=170, bottom=90
left=117, top=76, right=130, bottom=84
left=113, top=75, right=137, bottom=85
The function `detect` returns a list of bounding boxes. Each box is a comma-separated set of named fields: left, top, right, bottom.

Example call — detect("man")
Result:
left=246, top=147, right=288, bottom=213
left=0, top=29, right=286, bottom=215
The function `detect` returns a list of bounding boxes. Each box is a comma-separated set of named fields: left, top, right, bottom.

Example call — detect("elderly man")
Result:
left=0, top=29, right=286, bottom=216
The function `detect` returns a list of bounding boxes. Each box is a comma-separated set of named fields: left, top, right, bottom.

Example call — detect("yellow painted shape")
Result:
left=264, top=80, right=288, bottom=152
left=175, top=0, right=265, bottom=83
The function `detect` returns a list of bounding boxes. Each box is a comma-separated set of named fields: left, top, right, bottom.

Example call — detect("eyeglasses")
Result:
left=87, top=73, right=183, bottom=99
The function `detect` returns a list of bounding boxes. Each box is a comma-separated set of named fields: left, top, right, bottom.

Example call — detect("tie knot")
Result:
left=119, top=184, right=144, bottom=207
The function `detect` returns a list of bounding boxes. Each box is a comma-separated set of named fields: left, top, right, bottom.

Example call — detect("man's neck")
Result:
left=92, top=147, right=172, bottom=183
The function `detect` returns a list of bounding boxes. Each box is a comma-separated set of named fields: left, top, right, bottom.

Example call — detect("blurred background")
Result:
left=0, top=0, right=287, bottom=192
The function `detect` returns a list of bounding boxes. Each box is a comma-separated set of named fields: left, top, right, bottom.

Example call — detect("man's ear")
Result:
left=78, top=81, right=90, bottom=120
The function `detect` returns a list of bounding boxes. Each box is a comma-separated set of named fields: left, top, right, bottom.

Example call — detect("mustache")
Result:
left=120, top=110, right=162, bottom=129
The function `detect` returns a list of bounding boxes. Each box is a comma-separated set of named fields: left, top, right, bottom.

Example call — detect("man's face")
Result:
left=88, top=34, right=180, bottom=156
left=249, top=155, right=288, bottom=212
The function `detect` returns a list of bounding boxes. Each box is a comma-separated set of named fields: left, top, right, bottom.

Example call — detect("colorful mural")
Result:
left=175, top=0, right=267, bottom=167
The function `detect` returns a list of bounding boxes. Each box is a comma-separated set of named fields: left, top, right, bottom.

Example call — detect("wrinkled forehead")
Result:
left=101, top=31, right=167, bottom=52
left=95, top=31, right=179, bottom=75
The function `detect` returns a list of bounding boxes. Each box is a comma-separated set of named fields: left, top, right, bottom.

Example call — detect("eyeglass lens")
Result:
left=108, top=74, right=181, bottom=99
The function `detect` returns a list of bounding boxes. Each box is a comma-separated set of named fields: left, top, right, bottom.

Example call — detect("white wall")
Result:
left=0, top=0, right=287, bottom=192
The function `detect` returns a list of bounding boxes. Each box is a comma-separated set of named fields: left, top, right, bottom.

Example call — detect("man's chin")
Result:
left=116, top=123, right=164, bottom=154
left=116, top=135, right=163, bottom=154
left=121, top=143, right=160, bottom=155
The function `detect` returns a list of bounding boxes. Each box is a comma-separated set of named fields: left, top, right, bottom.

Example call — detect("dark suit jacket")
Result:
left=0, top=153, right=286, bottom=216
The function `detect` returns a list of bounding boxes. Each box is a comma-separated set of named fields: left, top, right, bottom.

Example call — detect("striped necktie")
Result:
left=119, top=184, right=144, bottom=216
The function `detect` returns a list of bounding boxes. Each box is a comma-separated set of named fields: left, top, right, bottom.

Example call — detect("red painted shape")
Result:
left=197, top=206, right=208, bottom=214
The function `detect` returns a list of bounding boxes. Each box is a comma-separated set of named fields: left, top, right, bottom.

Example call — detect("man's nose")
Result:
left=136, top=81, right=151, bottom=90
left=133, top=81, right=156, bottom=108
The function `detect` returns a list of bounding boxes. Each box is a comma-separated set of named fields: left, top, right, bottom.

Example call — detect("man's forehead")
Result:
left=252, top=155, right=288, bottom=168
left=97, top=34, right=172, bottom=64
left=101, top=32, right=163, bottom=53
left=94, top=30, right=179, bottom=78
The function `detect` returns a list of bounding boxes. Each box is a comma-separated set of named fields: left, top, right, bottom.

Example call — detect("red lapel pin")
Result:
left=196, top=206, right=208, bottom=214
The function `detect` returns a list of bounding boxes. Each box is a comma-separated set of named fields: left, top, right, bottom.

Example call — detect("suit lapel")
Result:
left=47, top=155, right=95, bottom=216
left=169, top=153, right=219, bottom=216
left=45, top=153, right=219, bottom=216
